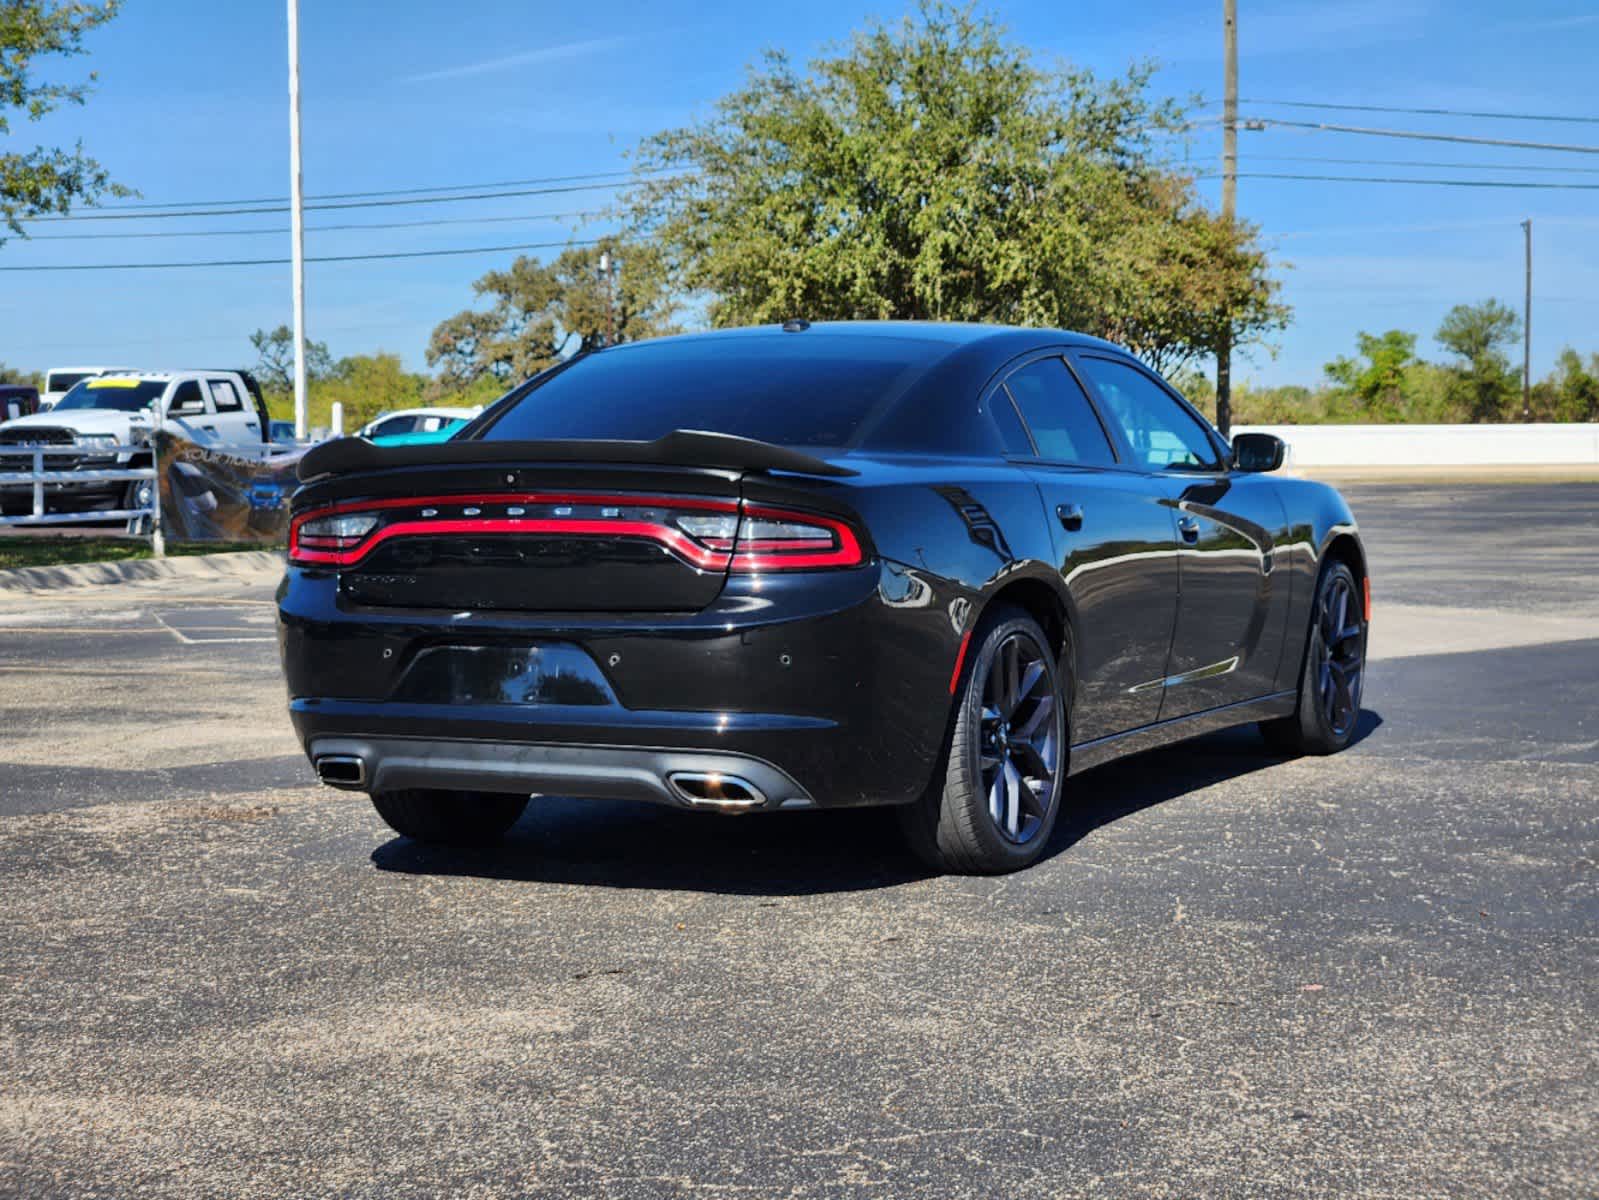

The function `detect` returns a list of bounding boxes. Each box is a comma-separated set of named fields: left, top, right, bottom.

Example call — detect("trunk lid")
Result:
left=293, top=461, right=746, bottom=613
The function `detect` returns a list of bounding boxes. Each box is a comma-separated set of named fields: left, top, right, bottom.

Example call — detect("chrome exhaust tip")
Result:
left=315, top=754, right=367, bottom=789
left=667, top=771, right=766, bottom=811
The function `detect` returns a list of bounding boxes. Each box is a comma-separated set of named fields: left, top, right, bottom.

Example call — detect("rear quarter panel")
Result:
left=744, top=454, right=1058, bottom=794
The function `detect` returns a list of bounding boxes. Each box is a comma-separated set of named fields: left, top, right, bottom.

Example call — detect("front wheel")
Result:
left=1260, top=560, right=1367, bottom=755
left=898, top=607, right=1067, bottom=874
left=370, top=789, right=529, bottom=846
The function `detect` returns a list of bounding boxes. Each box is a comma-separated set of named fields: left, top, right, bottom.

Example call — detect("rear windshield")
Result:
left=476, top=335, right=941, bottom=449
left=54, top=379, right=166, bottom=413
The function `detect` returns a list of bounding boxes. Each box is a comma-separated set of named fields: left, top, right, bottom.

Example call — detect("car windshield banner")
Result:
left=154, top=430, right=304, bottom=543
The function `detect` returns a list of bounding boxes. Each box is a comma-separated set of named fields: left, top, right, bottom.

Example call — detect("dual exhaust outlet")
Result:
left=313, top=754, right=766, bottom=812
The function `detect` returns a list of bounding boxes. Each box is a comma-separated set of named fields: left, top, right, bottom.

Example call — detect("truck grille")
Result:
left=0, top=427, right=75, bottom=446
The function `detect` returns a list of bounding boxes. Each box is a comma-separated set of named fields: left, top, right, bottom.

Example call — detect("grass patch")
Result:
left=0, top=537, right=269, bottom=571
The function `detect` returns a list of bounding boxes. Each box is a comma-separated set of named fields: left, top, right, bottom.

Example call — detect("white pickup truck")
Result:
left=0, top=369, right=272, bottom=514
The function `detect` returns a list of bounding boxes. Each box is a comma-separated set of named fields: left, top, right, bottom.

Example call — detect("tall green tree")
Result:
left=1, top=0, right=130, bottom=240
left=627, top=2, right=1285, bottom=373
left=249, top=325, right=333, bottom=392
left=427, top=237, right=677, bottom=386
left=1324, top=329, right=1419, bottom=416
left=320, top=353, right=426, bottom=430
left=1436, top=300, right=1520, bottom=423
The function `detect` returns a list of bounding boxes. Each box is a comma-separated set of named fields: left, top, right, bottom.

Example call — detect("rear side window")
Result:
left=477, top=335, right=940, bottom=449
left=208, top=378, right=243, bottom=412
left=1003, top=358, right=1116, bottom=466
left=985, top=389, right=1034, bottom=455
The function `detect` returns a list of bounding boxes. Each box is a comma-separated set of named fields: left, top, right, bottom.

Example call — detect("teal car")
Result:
left=369, top=421, right=465, bottom=448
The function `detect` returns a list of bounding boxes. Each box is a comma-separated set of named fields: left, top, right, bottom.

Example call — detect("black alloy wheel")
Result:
left=898, top=606, right=1068, bottom=874
left=978, top=630, right=1061, bottom=844
left=1315, top=568, right=1365, bottom=738
left=1261, top=559, right=1367, bottom=755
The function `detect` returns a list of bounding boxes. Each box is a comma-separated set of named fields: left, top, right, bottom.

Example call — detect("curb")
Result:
left=0, top=550, right=285, bottom=595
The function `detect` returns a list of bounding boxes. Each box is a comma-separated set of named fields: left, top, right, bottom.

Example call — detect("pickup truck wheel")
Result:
left=369, top=789, right=528, bottom=846
left=122, top=478, right=155, bottom=534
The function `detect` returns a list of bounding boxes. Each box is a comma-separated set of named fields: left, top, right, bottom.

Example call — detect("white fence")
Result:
left=0, top=443, right=159, bottom=536
left=1235, top=423, right=1599, bottom=468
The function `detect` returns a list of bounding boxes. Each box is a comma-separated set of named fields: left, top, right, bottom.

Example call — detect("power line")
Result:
left=24, top=180, right=643, bottom=224
left=23, top=208, right=606, bottom=241
left=1251, top=118, right=1599, bottom=154
left=1238, top=98, right=1599, bottom=125
left=75, top=169, right=657, bottom=213
left=1198, top=171, right=1599, bottom=189
left=0, top=238, right=601, bottom=272
left=1238, top=153, right=1599, bottom=175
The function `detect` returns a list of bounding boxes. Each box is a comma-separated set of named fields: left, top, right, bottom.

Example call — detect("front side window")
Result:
left=1002, top=357, right=1116, bottom=467
left=371, top=416, right=418, bottom=438
left=168, top=380, right=207, bottom=416
left=1076, top=357, right=1221, bottom=472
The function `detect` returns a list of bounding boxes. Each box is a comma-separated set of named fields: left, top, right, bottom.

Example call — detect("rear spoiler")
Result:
left=296, top=428, right=858, bottom=483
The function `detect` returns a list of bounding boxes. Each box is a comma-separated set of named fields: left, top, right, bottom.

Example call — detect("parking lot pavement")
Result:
left=2, top=484, right=1595, bottom=1198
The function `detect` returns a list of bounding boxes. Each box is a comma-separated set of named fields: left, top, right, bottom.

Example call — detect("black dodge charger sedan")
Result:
left=278, top=321, right=1367, bottom=874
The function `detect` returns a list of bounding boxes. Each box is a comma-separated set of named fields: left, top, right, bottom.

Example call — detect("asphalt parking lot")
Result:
left=2, top=482, right=1595, bottom=1198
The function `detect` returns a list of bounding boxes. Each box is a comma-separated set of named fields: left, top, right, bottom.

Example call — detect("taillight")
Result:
left=288, top=494, right=864, bottom=572
left=731, top=505, right=863, bottom=572
left=295, top=513, right=378, bottom=551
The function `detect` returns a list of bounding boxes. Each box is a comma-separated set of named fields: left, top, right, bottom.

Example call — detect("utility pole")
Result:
left=1521, top=218, right=1532, bottom=422
left=1217, top=0, right=1238, bottom=438
left=287, top=0, right=309, bottom=440
left=599, top=251, right=618, bottom=347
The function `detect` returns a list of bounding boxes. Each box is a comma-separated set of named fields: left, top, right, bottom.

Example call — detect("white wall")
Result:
left=1233, top=423, right=1599, bottom=467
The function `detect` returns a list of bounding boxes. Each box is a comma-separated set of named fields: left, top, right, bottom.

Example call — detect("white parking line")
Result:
left=151, top=612, right=274, bottom=645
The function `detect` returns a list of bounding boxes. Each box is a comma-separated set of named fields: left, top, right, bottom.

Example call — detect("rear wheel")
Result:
left=898, top=607, right=1067, bottom=874
left=369, top=789, right=529, bottom=846
left=1261, top=560, right=1367, bottom=755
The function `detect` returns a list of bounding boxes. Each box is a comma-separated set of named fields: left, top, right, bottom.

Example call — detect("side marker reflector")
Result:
left=949, top=629, right=974, bottom=695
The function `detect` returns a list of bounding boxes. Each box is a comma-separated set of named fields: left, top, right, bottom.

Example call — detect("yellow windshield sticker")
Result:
left=88, top=377, right=141, bottom=388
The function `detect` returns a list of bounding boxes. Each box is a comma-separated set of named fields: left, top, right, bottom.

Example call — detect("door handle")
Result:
left=1056, top=503, right=1084, bottom=532
left=1177, top=515, right=1201, bottom=543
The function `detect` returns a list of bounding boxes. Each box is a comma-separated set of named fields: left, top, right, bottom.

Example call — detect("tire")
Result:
left=1260, top=559, right=1367, bottom=756
left=369, top=788, right=529, bottom=846
left=897, top=606, right=1068, bottom=874
left=122, top=477, right=154, bottom=535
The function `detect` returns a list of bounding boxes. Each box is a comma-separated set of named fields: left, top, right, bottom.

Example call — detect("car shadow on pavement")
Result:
left=1042, top=709, right=1384, bottom=863
left=371, top=709, right=1383, bottom=896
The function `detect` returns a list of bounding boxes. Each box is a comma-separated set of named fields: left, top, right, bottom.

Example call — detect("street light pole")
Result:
left=287, top=0, right=308, bottom=440
left=1217, top=0, right=1238, bottom=438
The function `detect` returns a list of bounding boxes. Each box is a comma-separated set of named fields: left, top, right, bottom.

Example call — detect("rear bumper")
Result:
left=305, top=735, right=816, bottom=812
left=278, top=560, right=964, bottom=809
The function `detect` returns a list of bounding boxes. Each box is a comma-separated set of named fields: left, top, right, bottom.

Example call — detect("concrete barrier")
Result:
left=1233, top=423, right=1599, bottom=467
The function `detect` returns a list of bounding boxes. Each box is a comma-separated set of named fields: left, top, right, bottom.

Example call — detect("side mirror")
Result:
left=1232, top=432, right=1286, bottom=473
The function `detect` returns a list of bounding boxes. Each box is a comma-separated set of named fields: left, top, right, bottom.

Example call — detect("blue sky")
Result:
left=3, top=0, right=1596, bottom=387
